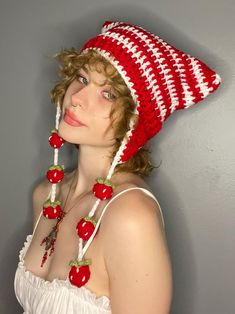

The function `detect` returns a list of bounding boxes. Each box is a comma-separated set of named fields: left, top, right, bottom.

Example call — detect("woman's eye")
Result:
left=103, top=90, right=117, bottom=102
left=76, top=74, right=88, bottom=85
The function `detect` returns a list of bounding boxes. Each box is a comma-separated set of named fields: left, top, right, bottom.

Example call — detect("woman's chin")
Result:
left=57, top=123, right=83, bottom=146
left=57, top=124, right=73, bottom=143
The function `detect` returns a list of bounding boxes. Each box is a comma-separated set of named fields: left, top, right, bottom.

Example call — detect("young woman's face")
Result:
left=58, top=63, right=118, bottom=148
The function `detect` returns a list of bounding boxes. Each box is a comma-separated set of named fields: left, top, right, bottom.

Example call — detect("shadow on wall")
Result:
left=145, top=144, right=198, bottom=314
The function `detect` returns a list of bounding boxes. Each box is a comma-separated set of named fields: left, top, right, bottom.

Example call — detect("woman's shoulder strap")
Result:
left=81, top=187, right=165, bottom=257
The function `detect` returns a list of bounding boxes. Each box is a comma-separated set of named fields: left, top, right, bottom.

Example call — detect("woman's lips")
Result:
left=63, top=110, right=86, bottom=127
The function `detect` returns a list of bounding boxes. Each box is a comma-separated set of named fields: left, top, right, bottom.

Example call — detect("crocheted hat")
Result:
left=80, top=20, right=222, bottom=162
left=43, top=20, right=221, bottom=288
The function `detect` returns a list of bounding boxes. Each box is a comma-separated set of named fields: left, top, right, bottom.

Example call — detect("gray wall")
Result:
left=1, top=0, right=234, bottom=313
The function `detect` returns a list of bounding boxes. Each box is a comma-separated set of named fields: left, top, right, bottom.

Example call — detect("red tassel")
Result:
left=41, top=251, right=48, bottom=268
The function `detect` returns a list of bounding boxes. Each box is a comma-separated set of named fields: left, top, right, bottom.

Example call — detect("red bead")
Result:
left=46, top=165, right=64, bottom=184
left=48, top=130, right=65, bottom=149
left=92, top=182, right=113, bottom=200
left=76, top=217, right=96, bottom=241
left=43, top=200, right=62, bottom=219
left=69, top=265, right=90, bottom=288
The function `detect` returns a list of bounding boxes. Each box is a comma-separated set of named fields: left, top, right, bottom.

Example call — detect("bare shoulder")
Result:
left=102, top=172, right=165, bottom=236
left=100, top=175, right=172, bottom=313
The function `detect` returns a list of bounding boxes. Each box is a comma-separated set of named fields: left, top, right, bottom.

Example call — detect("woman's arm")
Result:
left=102, top=190, right=173, bottom=314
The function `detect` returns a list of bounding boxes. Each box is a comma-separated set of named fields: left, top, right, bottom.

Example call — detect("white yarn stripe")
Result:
left=188, top=58, right=214, bottom=103
left=78, top=238, right=83, bottom=260
left=55, top=104, right=61, bottom=129
left=88, top=199, right=101, bottom=217
left=53, top=148, right=59, bottom=165
left=51, top=183, right=57, bottom=203
left=108, top=118, right=136, bottom=169
left=98, top=31, right=168, bottom=122
left=212, top=73, right=222, bottom=85
left=101, top=21, right=122, bottom=34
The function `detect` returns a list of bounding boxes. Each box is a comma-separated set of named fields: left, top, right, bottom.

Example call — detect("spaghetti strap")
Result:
left=32, top=190, right=51, bottom=237
left=81, top=187, right=165, bottom=258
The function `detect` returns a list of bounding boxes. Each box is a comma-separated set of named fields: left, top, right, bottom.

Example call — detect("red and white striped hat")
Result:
left=80, top=20, right=222, bottom=163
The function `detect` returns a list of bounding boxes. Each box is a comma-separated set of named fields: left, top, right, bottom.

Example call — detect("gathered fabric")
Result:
left=14, top=187, right=165, bottom=314
left=14, top=234, right=111, bottom=314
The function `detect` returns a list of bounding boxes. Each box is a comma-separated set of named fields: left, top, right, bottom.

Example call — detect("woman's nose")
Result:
left=71, top=89, right=86, bottom=109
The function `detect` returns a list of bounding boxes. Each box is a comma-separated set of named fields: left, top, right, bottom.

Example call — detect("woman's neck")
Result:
left=73, top=144, right=114, bottom=196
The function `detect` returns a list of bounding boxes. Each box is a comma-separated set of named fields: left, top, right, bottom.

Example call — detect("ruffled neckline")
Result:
left=17, top=234, right=111, bottom=310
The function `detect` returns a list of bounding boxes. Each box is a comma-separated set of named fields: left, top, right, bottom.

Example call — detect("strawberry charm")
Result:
left=43, top=199, right=63, bottom=219
left=92, top=178, right=115, bottom=200
left=49, top=128, right=65, bottom=149
left=46, top=165, right=64, bottom=183
left=69, top=259, right=91, bottom=288
left=76, top=216, right=97, bottom=241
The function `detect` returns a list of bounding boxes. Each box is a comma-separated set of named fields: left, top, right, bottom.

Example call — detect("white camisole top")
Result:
left=14, top=187, right=165, bottom=314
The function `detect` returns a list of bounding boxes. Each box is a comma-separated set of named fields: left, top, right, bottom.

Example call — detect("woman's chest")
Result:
left=23, top=199, right=110, bottom=297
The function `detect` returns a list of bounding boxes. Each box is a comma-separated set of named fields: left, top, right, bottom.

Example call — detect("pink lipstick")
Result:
left=63, top=110, right=86, bottom=127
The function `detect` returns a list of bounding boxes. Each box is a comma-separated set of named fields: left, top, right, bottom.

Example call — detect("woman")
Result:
left=14, top=20, right=221, bottom=314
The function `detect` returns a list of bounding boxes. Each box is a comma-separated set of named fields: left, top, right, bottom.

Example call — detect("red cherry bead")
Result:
left=92, top=178, right=114, bottom=200
left=76, top=217, right=96, bottom=241
left=68, top=260, right=91, bottom=288
left=46, top=165, right=64, bottom=183
left=43, top=200, right=62, bottom=219
left=49, top=129, right=65, bottom=149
